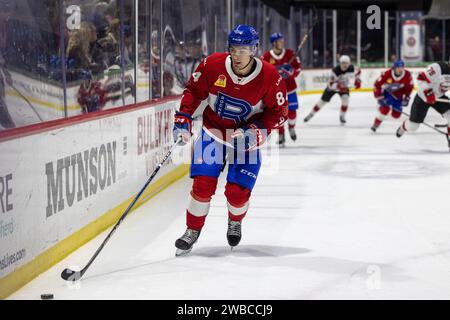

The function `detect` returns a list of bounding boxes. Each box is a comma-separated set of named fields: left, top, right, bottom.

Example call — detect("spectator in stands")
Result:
left=95, top=18, right=120, bottom=68
left=428, top=36, right=443, bottom=61
left=67, top=21, right=101, bottom=76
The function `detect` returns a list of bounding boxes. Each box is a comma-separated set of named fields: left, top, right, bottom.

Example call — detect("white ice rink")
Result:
left=9, top=92, right=450, bottom=300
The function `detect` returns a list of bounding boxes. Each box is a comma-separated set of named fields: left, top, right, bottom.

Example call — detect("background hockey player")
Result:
left=77, top=70, right=107, bottom=114
left=371, top=59, right=413, bottom=132
left=261, top=32, right=301, bottom=145
left=172, top=25, right=288, bottom=256
left=396, top=60, right=450, bottom=150
left=304, top=55, right=361, bottom=124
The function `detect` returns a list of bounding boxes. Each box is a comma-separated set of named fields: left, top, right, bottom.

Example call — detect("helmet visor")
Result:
left=229, top=45, right=255, bottom=56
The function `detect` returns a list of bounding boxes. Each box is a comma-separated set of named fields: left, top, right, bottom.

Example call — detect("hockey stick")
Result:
left=1, top=66, right=44, bottom=122
left=436, top=98, right=450, bottom=104
left=61, top=138, right=182, bottom=282
left=10, top=84, right=44, bottom=122
left=401, top=111, right=447, bottom=135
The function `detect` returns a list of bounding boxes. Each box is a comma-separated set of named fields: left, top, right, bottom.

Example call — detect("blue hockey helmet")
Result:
left=228, top=25, right=259, bottom=47
left=393, top=59, right=405, bottom=68
left=270, top=32, right=284, bottom=44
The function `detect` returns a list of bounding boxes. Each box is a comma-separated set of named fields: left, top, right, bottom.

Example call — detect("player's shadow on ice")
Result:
left=191, top=246, right=411, bottom=282
left=190, top=245, right=310, bottom=258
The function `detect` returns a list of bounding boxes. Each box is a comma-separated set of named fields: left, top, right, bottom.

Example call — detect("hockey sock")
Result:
left=340, top=105, right=348, bottom=116
left=288, top=110, right=297, bottom=129
left=373, top=118, right=382, bottom=128
left=225, top=182, right=250, bottom=222
left=186, top=176, right=218, bottom=230
left=374, top=106, right=390, bottom=128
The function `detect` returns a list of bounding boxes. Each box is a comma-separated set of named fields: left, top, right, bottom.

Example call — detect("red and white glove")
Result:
left=173, top=112, right=193, bottom=145
left=231, top=123, right=267, bottom=152
left=337, top=82, right=349, bottom=94
left=423, top=88, right=436, bottom=105
left=354, top=79, right=361, bottom=89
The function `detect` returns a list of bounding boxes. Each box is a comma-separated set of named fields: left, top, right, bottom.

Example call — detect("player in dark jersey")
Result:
left=304, top=55, right=361, bottom=125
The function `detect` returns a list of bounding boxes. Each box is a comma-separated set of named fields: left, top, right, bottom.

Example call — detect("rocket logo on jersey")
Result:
left=214, top=75, right=227, bottom=88
left=214, top=92, right=252, bottom=123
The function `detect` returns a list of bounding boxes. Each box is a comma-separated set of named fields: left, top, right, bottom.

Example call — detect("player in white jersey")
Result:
left=396, top=61, right=450, bottom=149
left=304, top=55, right=361, bottom=125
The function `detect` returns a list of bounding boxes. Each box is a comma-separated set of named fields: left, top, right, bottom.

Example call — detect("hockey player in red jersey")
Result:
left=261, top=33, right=301, bottom=146
left=371, top=59, right=413, bottom=132
left=172, top=25, right=288, bottom=256
left=77, top=70, right=107, bottom=113
left=304, top=55, right=361, bottom=124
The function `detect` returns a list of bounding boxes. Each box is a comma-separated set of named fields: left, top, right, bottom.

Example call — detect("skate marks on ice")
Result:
left=315, top=159, right=445, bottom=179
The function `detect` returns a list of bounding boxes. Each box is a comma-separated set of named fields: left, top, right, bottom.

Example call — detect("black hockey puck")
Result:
left=40, top=293, right=54, bottom=300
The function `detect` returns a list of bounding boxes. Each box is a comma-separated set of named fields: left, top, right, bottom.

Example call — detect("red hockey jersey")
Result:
left=261, top=49, right=301, bottom=94
left=374, top=68, right=414, bottom=100
left=179, top=52, right=288, bottom=145
left=77, top=81, right=107, bottom=113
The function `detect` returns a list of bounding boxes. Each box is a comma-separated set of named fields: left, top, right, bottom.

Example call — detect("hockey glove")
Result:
left=173, top=111, right=193, bottom=145
left=424, top=88, right=436, bottom=105
left=401, top=95, right=410, bottom=107
left=278, top=64, right=293, bottom=80
left=231, top=123, right=267, bottom=152
left=376, top=96, right=388, bottom=107
left=354, top=79, right=361, bottom=89
left=337, top=82, right=349, bottom=94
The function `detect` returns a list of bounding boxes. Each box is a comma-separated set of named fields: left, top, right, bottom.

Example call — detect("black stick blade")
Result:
left=61, top=268, right=82, bottom=282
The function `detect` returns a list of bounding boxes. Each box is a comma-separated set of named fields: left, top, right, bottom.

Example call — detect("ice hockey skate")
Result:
left=175, top=228, right=201, bottom=257
left=227, top=219, right=242, bottom=249
left=289, top=127, right=297, bottom=141
left=277, top=133, right=286, bottom=147
left=396, top=126, right=405, bottom=138
left=304, top=113, right=314, bottom=123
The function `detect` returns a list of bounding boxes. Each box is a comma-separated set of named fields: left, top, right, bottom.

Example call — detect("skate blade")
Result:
left=175, top=248, right=192, bottom=257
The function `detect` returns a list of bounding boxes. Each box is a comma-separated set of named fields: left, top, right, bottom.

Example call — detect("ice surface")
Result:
left=9, top=92, right=450, bottom=300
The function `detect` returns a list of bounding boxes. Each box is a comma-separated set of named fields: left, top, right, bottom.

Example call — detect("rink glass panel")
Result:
left=360, top=9, right=386, bottom=66
left=424, top=19, right=445, bottom=62
left=63, top=0, right=125, bottom=113
left=162, top=0, right=191, bottom=96
left=0, top=0, right=65, bottom=129
left=2, top=1, right=446, bottom=132
left=337, top=10, right=357, bottom=66
left=311, top=9, right=334, bottom=68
